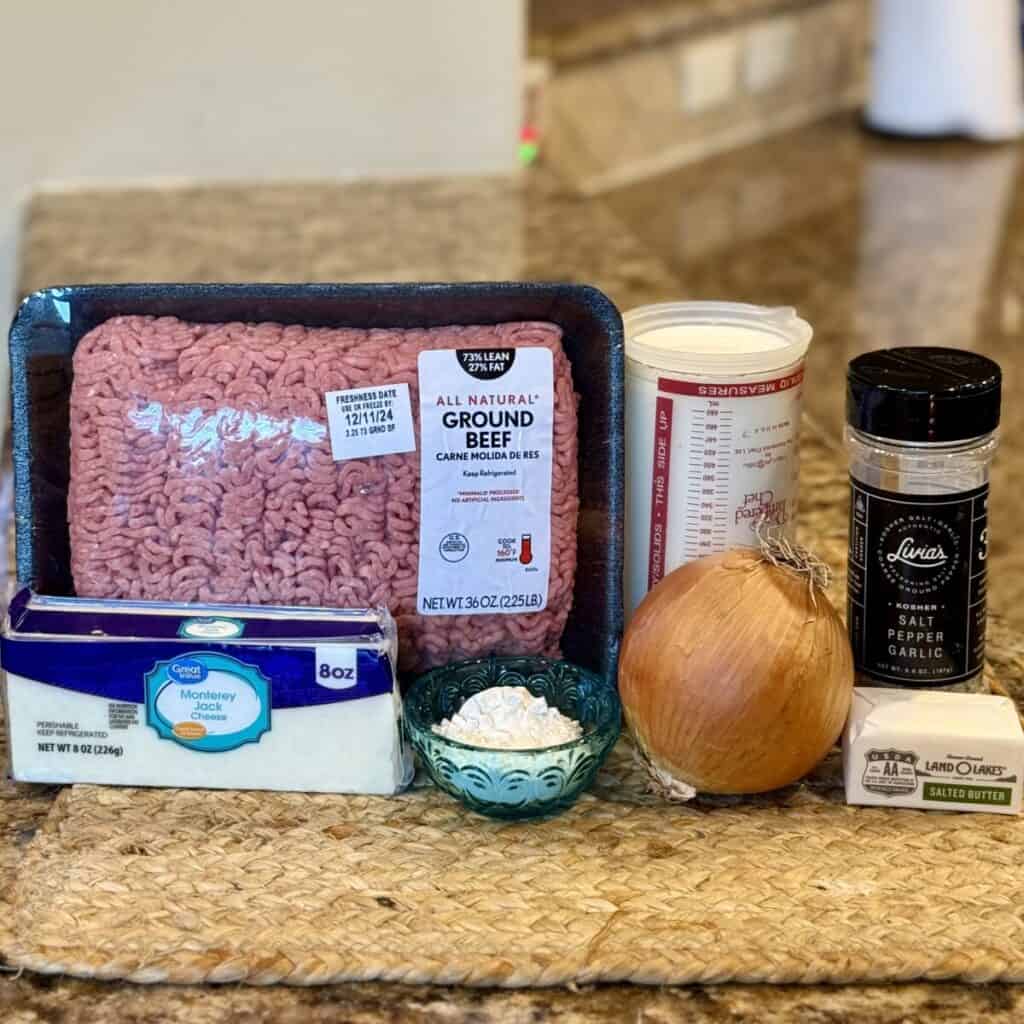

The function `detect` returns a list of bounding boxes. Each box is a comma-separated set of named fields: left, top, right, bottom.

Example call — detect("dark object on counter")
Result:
left=9, top=283, right=625, bottom=684
left=845, top=347, right=1001, bottom=690
left=847, top=347, right=1001, bottom=444
left=403, top=654, right=621, bottom=820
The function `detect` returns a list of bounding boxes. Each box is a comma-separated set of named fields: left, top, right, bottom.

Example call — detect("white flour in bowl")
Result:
left=432, top=686, right=582, bottom=749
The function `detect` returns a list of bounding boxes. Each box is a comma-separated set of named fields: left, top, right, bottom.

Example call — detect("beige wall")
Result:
left=2, top=0, right=524, bottom=328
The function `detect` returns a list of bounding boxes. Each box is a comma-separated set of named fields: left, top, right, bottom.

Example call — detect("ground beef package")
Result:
left=69, top=316, right=579, bottom=672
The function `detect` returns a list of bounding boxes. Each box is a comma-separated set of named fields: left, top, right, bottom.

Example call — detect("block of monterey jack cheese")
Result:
left=2, top=589, right=411, bottom=794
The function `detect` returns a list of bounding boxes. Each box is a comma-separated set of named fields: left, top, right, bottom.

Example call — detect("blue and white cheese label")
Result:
left=416, top=348, right=554, bottom=616
left=325, top=382, right=417, bottom=461
left=145, top=652, right=271, bottom=752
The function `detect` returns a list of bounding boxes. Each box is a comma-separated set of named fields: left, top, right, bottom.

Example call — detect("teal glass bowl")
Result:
left=404, top=656, right=621, bottom=820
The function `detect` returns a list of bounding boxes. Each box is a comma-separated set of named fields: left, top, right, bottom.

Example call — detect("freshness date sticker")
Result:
left=416, top=347, right=553, bottom=616
left=325, top=383, right=416, bottom=461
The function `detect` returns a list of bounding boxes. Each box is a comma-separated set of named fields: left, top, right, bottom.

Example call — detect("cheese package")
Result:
left=844, top=686, right=1024, bottom=815
left=1, top=589, right=411, bottom=794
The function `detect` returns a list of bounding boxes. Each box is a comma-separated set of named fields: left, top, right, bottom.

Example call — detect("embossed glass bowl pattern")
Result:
left=404, top=655, right=621, bottom=820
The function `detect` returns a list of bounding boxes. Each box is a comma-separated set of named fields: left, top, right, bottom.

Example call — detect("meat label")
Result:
left=416, top=348, right=554, bottom=616
left=325, top=382, right=417, bottom=461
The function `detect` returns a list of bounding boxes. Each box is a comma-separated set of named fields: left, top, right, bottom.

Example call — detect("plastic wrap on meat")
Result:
left=68, top=317, right=579, bottom=671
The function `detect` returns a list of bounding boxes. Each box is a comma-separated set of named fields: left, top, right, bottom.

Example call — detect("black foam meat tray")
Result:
left=8, top=282, right=625, bottom=682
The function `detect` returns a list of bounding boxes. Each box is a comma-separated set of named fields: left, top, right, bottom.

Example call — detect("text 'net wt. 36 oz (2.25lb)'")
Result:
left=68, top=317, right=579, bottom=672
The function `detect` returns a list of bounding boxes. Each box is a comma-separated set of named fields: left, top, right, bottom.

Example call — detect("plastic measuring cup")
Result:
left=623, top=301, right=813, bottom=616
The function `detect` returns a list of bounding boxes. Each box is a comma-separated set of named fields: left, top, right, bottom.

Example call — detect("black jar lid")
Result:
left=847, top=347, right=1001, bottom=443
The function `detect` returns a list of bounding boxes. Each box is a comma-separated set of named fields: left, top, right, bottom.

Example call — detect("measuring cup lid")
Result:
left=622, top=301, right=813, bottom=376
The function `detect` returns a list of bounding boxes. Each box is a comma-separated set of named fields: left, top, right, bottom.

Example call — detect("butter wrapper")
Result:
left=844, top=686, right=1023, bottom=815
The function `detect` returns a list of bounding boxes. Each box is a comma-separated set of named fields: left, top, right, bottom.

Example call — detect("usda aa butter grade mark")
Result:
left=845, top=347, right=1001, bottom=689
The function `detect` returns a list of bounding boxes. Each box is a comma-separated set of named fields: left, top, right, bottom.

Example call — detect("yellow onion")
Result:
left=619, top=543, right=853, bottom=797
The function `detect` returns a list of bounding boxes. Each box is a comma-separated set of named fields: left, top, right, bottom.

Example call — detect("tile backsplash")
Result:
left=534, top=0, right=868, bottom=193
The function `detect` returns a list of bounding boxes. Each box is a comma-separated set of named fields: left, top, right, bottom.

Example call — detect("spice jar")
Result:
left=846, top=348, right=1001, bottom=690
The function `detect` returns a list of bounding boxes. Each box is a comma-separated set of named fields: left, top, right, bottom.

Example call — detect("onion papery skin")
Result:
left=619, top=547, right=854, bottom=795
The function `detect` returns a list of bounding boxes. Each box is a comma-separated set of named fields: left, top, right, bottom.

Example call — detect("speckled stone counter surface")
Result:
left=4, top=119, right=1024, bottom=1021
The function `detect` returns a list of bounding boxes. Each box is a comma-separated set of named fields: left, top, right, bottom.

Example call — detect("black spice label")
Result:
left=847, top=478, right=988, bottom=686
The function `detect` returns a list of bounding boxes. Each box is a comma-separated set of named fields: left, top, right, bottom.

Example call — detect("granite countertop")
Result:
left=603, top=116, right=1024, bottom=626
left=4, top=118, right=1024, bottom=1021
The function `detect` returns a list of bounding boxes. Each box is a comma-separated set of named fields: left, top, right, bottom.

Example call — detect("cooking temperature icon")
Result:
left=519, top=534, right=533, bottom=565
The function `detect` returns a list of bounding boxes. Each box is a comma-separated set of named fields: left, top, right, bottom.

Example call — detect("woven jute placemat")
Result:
left=4, top=737, right=1024, bottom=987
left=4, top=425, right=1023, bottom=987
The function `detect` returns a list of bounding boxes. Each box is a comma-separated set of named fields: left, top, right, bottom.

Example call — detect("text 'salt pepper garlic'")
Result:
left=845, top=348, right=1001, bottom=691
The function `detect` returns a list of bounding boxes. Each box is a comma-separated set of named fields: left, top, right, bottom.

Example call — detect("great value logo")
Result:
left=167, top=657, right=208, bottom=684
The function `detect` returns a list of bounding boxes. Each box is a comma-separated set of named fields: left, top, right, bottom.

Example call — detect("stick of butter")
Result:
left=844, top=687, right=1024, bottom=814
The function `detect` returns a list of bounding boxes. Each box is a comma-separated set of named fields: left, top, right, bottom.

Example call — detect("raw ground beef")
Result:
left=68, top=317, right=579, bottom=672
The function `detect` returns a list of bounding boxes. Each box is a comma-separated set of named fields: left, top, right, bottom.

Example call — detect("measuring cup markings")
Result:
left=623, top=302, right=813, bottom=616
